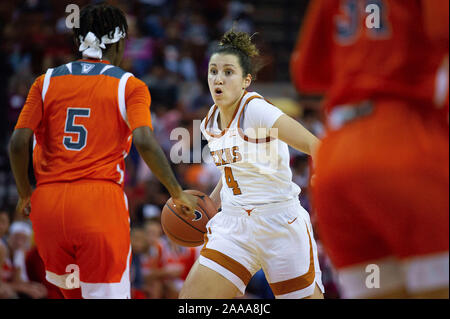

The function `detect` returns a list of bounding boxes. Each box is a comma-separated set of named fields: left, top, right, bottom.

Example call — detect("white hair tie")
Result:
left=79, top=27, right=126, bottom=59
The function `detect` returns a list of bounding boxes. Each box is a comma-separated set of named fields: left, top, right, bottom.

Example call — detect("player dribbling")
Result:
left=179, top=30, right=324, bottom=299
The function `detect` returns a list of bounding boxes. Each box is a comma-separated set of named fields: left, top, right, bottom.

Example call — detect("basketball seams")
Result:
left=162, top=190, right=217, bottom=247
left=165, top=202, right=206, bottom=234
left=161, top=224, right=204, bottom=246
left=196, top=194, right=214, bottom=220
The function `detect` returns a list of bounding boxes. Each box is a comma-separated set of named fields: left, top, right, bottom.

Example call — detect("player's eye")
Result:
left=210, top=68, right=217, bottom=75
left=225, top=70, right=233, bottom=76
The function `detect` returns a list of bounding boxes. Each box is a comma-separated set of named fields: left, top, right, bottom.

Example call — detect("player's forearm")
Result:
left=133, top=127, right=183, bottom=198
left=272, top=114, right=320, bottom=156
left=138, top=146, right=183, bottom=197
left=8, top=131, right=33, bottom=198
left=209, top=178, right=222, bottom=211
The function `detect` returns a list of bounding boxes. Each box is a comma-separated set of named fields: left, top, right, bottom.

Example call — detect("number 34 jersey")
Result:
left=15, top=59, right=152, bottom=187
left=200, top=91, right=301, bottom=207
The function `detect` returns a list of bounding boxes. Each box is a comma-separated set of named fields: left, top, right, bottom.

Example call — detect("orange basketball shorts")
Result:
left=312, top=99, right=449, bottom=296
left=30, top=180, right=131, bottom=298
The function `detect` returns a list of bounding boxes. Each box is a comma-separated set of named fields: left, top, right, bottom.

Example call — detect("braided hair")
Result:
left=73, top=2, right=128, bottom=56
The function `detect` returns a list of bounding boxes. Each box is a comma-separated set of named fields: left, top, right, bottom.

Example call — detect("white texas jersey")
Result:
left=200, top=91, right=301, bottom=207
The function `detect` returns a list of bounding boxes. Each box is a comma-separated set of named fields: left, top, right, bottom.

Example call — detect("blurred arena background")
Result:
left=0, top=0, right=340, bottom=299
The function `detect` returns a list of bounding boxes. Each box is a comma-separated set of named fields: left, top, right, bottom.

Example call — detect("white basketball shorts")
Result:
left=199, top=198, right=324, bottom=298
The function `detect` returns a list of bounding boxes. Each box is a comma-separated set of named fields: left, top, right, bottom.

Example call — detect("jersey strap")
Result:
left=118, top=72, right=134, bottom=128
left=41, top=68, right=54, bottom=102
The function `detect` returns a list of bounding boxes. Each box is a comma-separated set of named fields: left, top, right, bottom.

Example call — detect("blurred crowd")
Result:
left=0, top=0, right=340, bottom=298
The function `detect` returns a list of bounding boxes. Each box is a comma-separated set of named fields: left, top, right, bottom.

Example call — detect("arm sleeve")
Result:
left=125, top=76, right=153, bottom=131
left=14, top=75, right=45, bottom=131
left=245, top=98, right=284, bottom=130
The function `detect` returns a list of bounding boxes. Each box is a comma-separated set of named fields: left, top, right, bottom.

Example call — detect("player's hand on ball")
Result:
left=172, top=191, right=198, bottom=218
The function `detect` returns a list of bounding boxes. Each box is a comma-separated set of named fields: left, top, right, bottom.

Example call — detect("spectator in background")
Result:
left=1, top=0, right=336, bottom=300
left=130, top=227, right=149, bottom=299
left=123, top=14, right=155, bottom=77
left=4, top=221, right=47, bottom=298
left=162, top=240, right=198, bottom=299
left=25, top=246, right=64, bottom=299
left=219, top=1, right=255, bottom=35
left=7, top=73, right=34, bottom=133
left=291, top=155, right=311, bottom=212
left=138, top=218, right=198, bottom=298
left=0, top=209, right=16, bottom=298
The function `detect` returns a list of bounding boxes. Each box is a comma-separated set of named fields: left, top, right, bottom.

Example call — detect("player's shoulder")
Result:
left=202, top=103, right=217, bottom=123
left=49, top=61, right=134, bottom=80
left=246, top=91, right=265, bottom=105
left=245, top=91, right=274, bottom=112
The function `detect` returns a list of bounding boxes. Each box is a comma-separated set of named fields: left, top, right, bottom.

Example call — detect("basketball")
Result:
left=161, top=189, right=218, bottom=247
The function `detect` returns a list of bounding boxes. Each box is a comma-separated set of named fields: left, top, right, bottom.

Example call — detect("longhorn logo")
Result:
left=192, top=210, right=202, bottom=221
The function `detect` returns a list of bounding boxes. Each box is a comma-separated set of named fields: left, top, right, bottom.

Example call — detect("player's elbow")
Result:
left=8, top=129, right=32, bottom=155
left=132, top=126, right=156, bottom=153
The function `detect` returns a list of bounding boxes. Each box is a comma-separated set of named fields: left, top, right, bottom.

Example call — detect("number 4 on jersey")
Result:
left=224, top=167, right=242, bottom=195
left=63, top=108, right=90, bottom=151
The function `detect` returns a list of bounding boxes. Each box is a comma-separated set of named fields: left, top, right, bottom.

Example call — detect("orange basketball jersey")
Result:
left=15, top=59, right=152, bottom=187
left=291, top=0, right=449, bottom=113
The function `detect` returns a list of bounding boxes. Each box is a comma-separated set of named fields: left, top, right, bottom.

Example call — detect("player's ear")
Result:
left=243, top=74, right=252, bottom=90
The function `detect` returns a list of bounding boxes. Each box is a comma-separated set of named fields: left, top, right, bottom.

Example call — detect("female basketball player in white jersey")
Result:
left=179, top=30, right=324, bottom=299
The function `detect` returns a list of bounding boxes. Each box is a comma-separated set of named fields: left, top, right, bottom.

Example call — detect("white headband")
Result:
left=79, top=27, right=126, bottom=59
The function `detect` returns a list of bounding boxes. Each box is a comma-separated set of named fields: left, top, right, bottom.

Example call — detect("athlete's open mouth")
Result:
left=215, top=88, right=223, bottom=95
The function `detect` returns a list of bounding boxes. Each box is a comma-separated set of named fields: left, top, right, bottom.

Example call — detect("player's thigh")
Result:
left=314, top=165, right=449, bottom=298
left=30, top=185, right=77, bottom=287
left=64, top=181, right=131, bottom=298
left=257, top=206, right=324, bottom=299
left=180, top=260, right=240, bottom=299
left=192, top=211, right=259, bottom=297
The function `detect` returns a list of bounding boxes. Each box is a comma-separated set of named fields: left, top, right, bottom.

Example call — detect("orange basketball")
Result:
left=161, top=189, right=218, bottom=247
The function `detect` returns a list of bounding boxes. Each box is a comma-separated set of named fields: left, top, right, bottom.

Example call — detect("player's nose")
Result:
left=214, top=74, right=224, bottom=85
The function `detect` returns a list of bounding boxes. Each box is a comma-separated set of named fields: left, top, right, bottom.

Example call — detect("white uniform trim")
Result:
left=123, top=191, right=129, bottom=211
left=66, top=62, right=73, bottom=74
left=118, top=72, right=133, bottom=128
left=337, top=257, right=404, bottom=298
left=198, top=255, right=247, bottom=295
left=100, top=65, right=114, bottom=74
left=45, top=271, right=71, bottom=289
left=337, top=252, right=450, bottom=298
left=434, top=58, right=449, bottom=108
left=80, top=245, right=132, bottom=299
left=275, top=281, right=316, bottom=299
left=404, top=252, right=449, bottom=293
left=41, top=68, right=54, bottom=102
left=32, top=134, right=37, bottom=150
left=45, top=246, right=132, bottom=299
left=116, top=163, right=124, bottom=185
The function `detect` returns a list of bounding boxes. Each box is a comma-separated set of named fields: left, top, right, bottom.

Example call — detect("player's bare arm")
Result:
left=132, top=126, right=197, bottom=217
left=271, top=114, right=320, bottom=157
left=8, top=128, right=34, bottom=216
left=209, top=178, right=222, bottom=211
